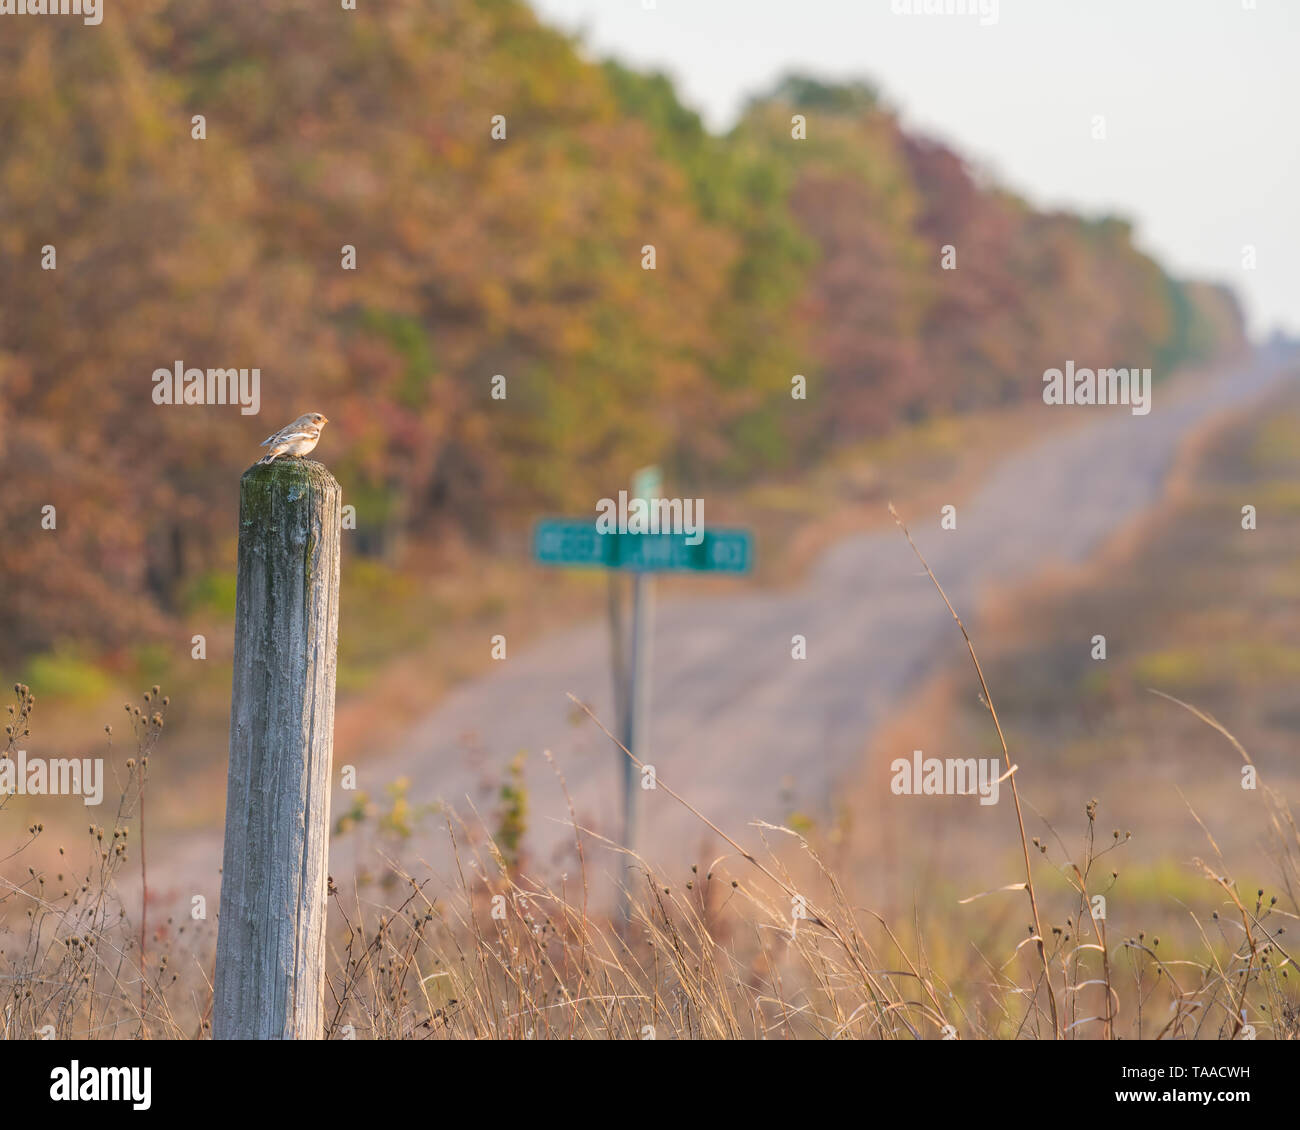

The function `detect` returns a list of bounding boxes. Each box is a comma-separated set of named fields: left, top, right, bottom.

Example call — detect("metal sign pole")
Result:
left=607, top=571, right=628, bottom=738
left=619, top=567, right=654, bottom=927
left=617, top=466, right=661, bottom=928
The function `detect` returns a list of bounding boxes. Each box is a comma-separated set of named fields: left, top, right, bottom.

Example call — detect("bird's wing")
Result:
left=259, top=430, right=282, bottom=447
left=271, top=430, right=316, bottom=444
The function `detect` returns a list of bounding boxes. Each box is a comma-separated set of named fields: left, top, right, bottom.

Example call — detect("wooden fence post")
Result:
left=213, top=458, right=341, bottom=1039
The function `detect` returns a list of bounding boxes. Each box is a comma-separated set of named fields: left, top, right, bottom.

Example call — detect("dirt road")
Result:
left=360, top=347, right=1295, bottom=885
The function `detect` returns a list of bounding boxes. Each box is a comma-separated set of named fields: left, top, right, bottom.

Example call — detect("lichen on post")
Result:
left=213, top=458, right=341, bottom=1040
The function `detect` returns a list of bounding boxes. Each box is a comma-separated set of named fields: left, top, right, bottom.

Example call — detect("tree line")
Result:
left=0, top=0, right=1244, bottom=663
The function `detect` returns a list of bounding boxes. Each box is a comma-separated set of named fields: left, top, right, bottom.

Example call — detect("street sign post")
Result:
left=532, top=469, right=753, bottom=924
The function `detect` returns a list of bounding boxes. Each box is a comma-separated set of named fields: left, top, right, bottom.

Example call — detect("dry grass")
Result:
left=3, top=510, right=1296, bottom=1039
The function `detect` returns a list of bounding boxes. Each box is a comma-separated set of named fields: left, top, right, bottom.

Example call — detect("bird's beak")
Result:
left=321, top=416, right=330, bottom=423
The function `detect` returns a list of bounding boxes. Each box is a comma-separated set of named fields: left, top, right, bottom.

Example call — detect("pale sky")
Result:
left=530, top=0, right=1300, bottom=337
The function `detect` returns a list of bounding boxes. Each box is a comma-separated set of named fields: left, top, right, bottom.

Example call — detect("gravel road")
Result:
left=364, top=347, right=1296, bottom=885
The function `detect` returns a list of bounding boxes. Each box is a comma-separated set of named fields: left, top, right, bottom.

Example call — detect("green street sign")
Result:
left=533, top=518, right=615, bottom=567
left=610, top=528, right=753, bottom=573
left=533, top=519, right=753, bottom=575
left=613, top=531, right=696, bottom=572
left=699, top=529, right=752, bottom=573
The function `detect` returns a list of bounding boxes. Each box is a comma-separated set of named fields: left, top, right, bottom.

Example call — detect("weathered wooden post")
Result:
left=213, top=459, right=341, bottom=1040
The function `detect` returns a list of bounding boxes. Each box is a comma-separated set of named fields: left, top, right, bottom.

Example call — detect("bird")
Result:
left=256, top=413, right=329, bottom=464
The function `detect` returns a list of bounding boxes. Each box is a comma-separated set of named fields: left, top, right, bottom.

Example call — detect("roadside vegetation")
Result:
left=3, top=386, right=1296, bottom=1038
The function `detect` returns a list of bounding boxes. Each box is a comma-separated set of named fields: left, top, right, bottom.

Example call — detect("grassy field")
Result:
left=829, top=375, right=1300, bottom=1031
left=2, top=369, right=1295, bottom=1039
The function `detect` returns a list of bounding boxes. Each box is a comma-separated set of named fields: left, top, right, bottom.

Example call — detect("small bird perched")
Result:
left=256, top=413, right=329, bottom=464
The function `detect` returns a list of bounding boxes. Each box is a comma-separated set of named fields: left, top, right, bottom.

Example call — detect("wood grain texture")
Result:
left=213, top=459, right=341, bottom=1040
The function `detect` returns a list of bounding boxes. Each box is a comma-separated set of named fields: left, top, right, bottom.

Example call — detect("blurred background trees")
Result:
left=0, top=0, right=1244, bottom=666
